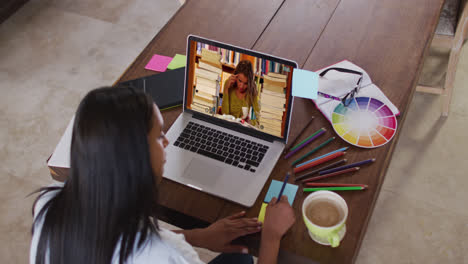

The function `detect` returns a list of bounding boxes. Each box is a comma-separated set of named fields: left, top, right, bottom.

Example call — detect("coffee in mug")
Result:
left=305, top=199, right=343, bottom=227
left=302, top=191, right=348, bottom=247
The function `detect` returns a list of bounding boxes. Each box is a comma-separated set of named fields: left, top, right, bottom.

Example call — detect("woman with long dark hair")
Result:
left=30, top=86, right=295, bottom=264
left=221, top=60, right=260, bottom=125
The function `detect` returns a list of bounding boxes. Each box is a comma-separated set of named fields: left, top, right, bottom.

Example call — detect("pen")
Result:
left=303, top=186, right=366, bottom=192
left=304, top=183, right=368, bottom=188
left=276, top=173, right=290, bottom=203
left=284, top=129, right=326, bottom=159
left=294, top=159, right=347, bottom=182
left=295, top=147, right=348, bottom=168
left=318, top=158, right=376, bottom=175
left=294, top=151, right=346, bottom=174
left=291, top=137, right=335, bottom=166
left=283, top=116, right=315, bottom=153
left=302, top=167, right=360, bottom=183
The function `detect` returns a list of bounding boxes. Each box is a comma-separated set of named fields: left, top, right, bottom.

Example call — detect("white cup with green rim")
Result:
left=302, top=191, right=348, bottom=247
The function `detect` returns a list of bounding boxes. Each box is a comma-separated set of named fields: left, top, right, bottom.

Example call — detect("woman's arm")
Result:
left=172, top=228, right=205, bottom=248
left=258, top=196, right=296, bottom=264
left=173, top=211, right=261, bottom=254
left=258, top=232, right=281, bottom=264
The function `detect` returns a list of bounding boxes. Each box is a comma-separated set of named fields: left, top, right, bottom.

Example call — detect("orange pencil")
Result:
left=302, top=167, right=360, bottom=183
left=293, top=151, right=345, bottom=173
left=304, top=182, right=367, bottom=188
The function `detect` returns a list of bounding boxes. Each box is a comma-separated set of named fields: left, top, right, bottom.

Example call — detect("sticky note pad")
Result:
left=167, top=54, right=187, bottom=70
left=264, top=180, right=298, bottom=206
left=258, top=203, right=268, bottom=223
left=292, top=68, right=318, bottom=100
left=145, top=54, right=173, bottom=72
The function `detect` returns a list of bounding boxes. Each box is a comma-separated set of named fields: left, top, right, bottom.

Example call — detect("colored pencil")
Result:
left=290, top=128, right=325, bottom=151
left=291, top=137, right=335, bottom=166
left=303, top=186, right=366, bottom=192
left=295, top=147, right=348, bottom=168
left=304, top=183, right=368, bottom=188
left=283, top=116, right=315, bottom=153
left=293, top=151, right=345, bottom=173
left=294, top=159, right=347, bottom=182
left=318, top=158, right=376, bottom=175
left=276, top=173, right=290, bottom=203
left=302, top=167, right=360, bottom=183
left=284, top=129, right=326, bottom=159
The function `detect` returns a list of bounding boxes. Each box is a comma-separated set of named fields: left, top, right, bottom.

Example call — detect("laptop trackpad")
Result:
left=182, top=158, right=221, bottom=188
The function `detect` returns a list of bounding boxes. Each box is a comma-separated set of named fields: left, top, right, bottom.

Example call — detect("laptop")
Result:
left=163, top=35, right=298, bottom=207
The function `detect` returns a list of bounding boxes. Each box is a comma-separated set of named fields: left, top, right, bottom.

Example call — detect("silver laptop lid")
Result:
left=183, top=35, right=298, bottom=144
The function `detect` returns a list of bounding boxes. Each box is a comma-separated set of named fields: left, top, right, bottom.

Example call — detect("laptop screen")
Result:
left=184, top=35, right=297, bottom=141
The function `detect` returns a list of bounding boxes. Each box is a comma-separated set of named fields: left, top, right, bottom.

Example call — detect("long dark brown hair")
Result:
left=32, top=86, right=160, bottom=264
left=232, top=60, right=258, bottom=110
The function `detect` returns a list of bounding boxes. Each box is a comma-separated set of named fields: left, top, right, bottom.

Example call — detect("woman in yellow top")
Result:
left=221, top=60, right=259, bottom=126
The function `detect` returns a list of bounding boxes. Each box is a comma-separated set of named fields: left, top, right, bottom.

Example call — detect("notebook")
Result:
left=48, top=67, right=186, bottom=170
left=118, top=67, right=185, bottom=110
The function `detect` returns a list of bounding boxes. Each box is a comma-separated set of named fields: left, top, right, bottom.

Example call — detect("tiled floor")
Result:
left=0, top=1, right=467, bottom=263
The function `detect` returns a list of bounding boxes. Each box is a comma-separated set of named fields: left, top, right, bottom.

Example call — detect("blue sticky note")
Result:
left=292, top=68, right=318, bottom=99
left=264, top=180, right=299, bottom=205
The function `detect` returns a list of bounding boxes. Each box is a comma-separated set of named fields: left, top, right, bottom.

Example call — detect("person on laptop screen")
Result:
left=189, top=40, right=292, bottom=138
left=30, top=86, right=295, bottom=264
left=221, top=60, right=260, bottom=126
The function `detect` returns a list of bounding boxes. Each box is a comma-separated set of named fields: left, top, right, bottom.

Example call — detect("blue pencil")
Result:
left=276, top=173, right=290, bottom=203
left=295, top=147, right=348, bottom=168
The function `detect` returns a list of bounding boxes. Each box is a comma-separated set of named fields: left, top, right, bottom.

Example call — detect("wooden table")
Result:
left=49, top=0, right=445, bottom=263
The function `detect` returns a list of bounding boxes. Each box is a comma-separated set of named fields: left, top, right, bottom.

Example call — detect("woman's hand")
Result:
left=257, top=196, right=295, bottom=264
left=194, top=211, right=261, bottom=253
left=263, top=196, right=296, bottom=241
left=228, top=74, right=238, bottom=88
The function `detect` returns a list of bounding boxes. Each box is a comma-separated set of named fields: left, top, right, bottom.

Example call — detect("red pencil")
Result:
left=302, top=167, right=360, bottom=183
left=293, top=151, right=345, bottom=174
left=304, top=182, right=368, bottom=188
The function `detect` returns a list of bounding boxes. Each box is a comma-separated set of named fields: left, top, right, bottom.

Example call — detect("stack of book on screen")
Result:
left=220, top=49, right=240, bottom=66
left=195, top=43, right=288, bottom=75
left=197, top=43, right=240, bottom=66
left=196, top=43, right=219, bottom=54
left=257, top=59, right=287, bottom=76
left=259, top=72, right=287, bottom=137
left=192, top=49, right=222, bottom=114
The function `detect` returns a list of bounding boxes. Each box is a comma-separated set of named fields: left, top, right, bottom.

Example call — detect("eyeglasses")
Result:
left=318, top=67, right=363, bottom=107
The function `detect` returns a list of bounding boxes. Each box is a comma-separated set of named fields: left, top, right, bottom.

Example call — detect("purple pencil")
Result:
left=318, top=158, right=376, bottom=175
left=284, top=129, right=326, bottom=159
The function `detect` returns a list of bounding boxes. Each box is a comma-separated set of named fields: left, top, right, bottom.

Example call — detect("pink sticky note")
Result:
left=144, top=54, right=173, bottom=72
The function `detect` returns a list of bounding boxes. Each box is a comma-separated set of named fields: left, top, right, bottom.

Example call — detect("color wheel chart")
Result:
left=332, top=97, right=397, bottom=148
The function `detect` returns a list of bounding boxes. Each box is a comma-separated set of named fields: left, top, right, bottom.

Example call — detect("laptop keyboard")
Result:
left=173, top=122, right=268, bottom=173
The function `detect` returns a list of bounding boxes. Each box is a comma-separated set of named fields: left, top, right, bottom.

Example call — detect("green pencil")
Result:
left=290, top=128, right=325, bottom=151
left=291, top=137, right=335, bottom=166
left=303, top=186, right=366, bottom=192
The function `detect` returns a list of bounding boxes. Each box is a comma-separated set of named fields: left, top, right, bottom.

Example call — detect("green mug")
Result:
left=302, top=191, right=348, bottom=247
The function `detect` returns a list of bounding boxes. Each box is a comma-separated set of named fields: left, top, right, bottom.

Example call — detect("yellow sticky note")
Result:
left=258, top=203, right=268, bottom=223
